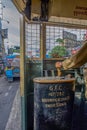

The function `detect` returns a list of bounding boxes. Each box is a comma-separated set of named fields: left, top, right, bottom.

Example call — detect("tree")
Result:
left=49, top=45, right=67, bottom=58
left=13, top=46, right=20, bottom=53
left=56, top=38, right=64, bottom=46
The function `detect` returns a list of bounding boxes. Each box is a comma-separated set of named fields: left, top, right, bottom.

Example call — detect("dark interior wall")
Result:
left=26, top=60, right=42, bottom=130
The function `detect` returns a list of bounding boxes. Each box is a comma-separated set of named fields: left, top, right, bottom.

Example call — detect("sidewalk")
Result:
left=5, top=88, right=21, bottom=130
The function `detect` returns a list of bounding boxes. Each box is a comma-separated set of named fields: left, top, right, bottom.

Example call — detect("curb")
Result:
left=5, top=89, right=21, bottom=130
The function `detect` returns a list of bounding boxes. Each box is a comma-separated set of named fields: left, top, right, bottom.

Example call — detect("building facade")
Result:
left=0, top=19, right=3, bottom=56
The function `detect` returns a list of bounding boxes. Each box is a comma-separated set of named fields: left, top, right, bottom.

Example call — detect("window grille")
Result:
left=25, top=23, right=40, bottom=58
left=25, top=22, right=87, bottom=59
left=46, top=25, right=87, bottom=58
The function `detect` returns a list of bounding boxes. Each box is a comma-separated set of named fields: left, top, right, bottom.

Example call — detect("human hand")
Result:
left=55, top=62, right=62, bottom=68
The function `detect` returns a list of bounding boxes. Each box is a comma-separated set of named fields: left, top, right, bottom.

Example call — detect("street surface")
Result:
left=0, top=75, right=19, bottom=130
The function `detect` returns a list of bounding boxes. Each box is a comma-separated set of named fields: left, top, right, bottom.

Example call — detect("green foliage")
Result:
left=13, top=46, right=20, bottom=53
left=49, top=46, right=67, bottom=58
left=13, top=49, right=20, bottom=53
left=8, top=46, right=20, bottom=54
left=56, top=38, right=64, bottom=43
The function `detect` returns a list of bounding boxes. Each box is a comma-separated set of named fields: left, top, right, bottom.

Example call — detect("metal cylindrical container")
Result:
left=33, top=77, right=75, bottom=130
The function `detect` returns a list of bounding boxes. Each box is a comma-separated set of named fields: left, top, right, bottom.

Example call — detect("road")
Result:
left=0, top=75, right=19, bottom=130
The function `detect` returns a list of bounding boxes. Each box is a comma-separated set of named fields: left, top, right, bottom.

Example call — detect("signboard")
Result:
left=1, top=29, right=8, bottom=39
left=49, top=0, right=87, bottom=20
left=34, top=77, right=75, bottom=130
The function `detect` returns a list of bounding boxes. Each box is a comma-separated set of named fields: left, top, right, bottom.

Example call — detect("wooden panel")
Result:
left=32, top=0, right=41, bottom=14
left=31, top=0, right=87, bottom=20
left=12, top=0, right=87, bottom=20
left=12, top=0, right=26, bottom=12
left=49, top=0, right=87, bottom=20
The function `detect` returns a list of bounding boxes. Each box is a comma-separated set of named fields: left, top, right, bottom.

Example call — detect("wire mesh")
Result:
left=25, top=21, right=87, bottom=59
left=25, top=23, right=40, bottom=58
left=46, top=25, right=87, bottom=58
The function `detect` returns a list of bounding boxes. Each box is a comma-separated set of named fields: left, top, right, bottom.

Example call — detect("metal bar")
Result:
left=26, top=20, right=87, bottom=29
left=20, top=15, right=26, bottom=130
left=51, top=70, right=55, bottom=77
left=40, top=23, right=46, bottom=59
left=44, top=70, right=48, bottom=77
left=40, top=23, right=46, bottom=76
left=2, top=37, right=5, bottom=56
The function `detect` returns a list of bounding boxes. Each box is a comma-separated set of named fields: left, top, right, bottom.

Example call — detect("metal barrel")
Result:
left=33, top=77, right=75, bottom=130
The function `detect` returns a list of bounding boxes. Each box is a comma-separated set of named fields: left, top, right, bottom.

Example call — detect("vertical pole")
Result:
left=40, top=23, right=46, bottom=76
left=2, top=37, right=4, bottom=56
left=40, top=23, right=46, bottom=59
left=20, top=15, right=26, bottom=130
